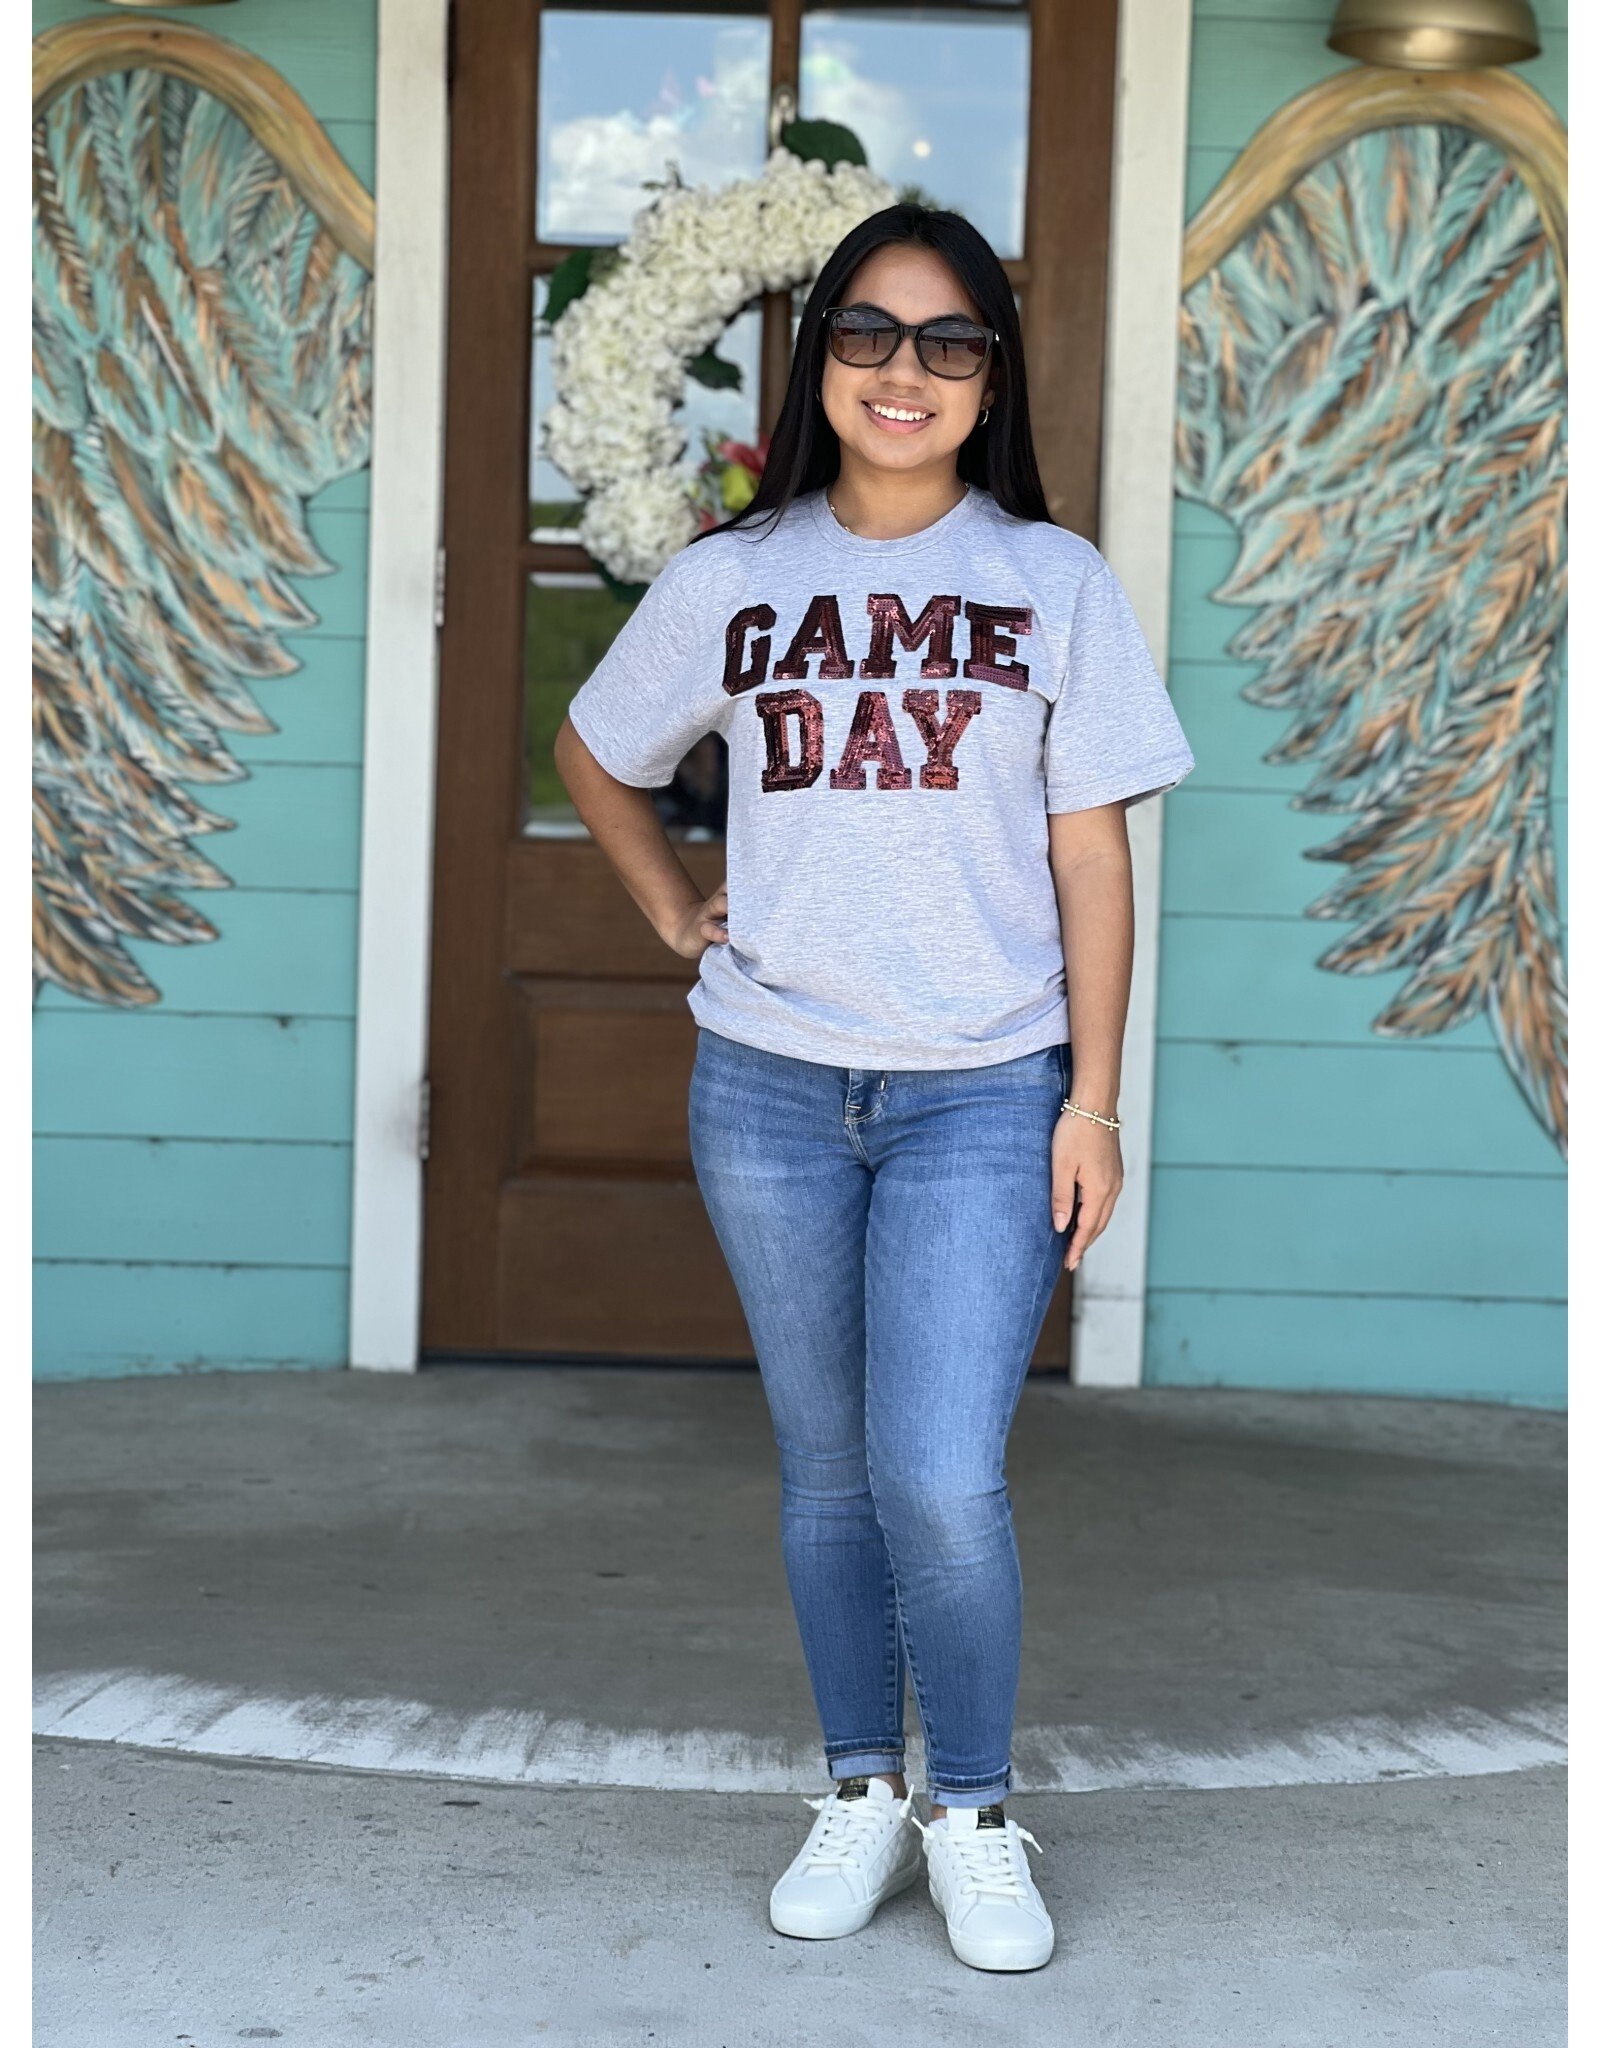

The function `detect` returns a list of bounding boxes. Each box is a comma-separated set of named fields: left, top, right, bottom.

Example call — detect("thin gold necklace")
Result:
left=827, top=482, right=970, bottom=538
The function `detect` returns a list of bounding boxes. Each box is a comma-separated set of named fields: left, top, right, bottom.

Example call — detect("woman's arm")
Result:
left=1046, top=802, right=1135, bottom=1271
left=553, top=717, right=730, bottom=962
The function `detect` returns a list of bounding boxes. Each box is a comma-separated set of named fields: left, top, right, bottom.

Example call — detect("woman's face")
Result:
left=819, top=243, right=997, bottom=481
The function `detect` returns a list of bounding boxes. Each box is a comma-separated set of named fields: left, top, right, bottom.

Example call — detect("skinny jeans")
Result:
left=686, top=1023, right=1072, bottom=1807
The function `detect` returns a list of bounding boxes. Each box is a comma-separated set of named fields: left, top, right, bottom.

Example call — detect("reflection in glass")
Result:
left=537, top=8, right=772, bottom=244
left=801, top=6, right=1030, bottom=257
left=524, top=574, right=728, bottom=839
left=531, top=284, right=765, bottom=542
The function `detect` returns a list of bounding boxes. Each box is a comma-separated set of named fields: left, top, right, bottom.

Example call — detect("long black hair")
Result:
left=690, top=203, right=1052, bottom=545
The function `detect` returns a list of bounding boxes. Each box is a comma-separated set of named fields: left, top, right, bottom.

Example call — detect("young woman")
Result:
left=555, top=204, right=1194, bottom=1974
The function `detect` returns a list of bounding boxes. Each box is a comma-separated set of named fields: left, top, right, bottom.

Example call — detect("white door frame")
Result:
left=1074, top=0, right=1196, bottom=1386
left=347, top=0, right=449, bottom=1370
left=346, top=0, right=1195, bottom=1377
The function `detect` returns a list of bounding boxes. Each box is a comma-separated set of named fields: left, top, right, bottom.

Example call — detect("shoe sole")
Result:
left=929, top=1876, right=1055, bottom=1972
left=769, top=1854, right=921, bottom=1939
left=946, top=1927, right=1055, bottom=1972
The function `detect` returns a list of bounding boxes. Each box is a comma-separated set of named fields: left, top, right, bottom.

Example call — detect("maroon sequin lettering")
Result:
left=902, top=688, right=982, bottom=790
left=755, top=688, right=825, bottom=790
left=962, top=602, right=1033, bottom=689
left=722, top=603, right=777, bottom=696
left=772, top=594, right=855, bottom=681
left=859, top=594, right=961, bottom=680
left=828, top=690, right=912, bottom=791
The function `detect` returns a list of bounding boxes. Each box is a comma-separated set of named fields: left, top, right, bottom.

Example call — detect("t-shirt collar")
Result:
left=805, top=482, right=985, bottom=557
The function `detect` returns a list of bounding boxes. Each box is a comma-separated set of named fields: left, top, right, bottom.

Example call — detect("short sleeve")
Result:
left=1044, top=553, right=1195, bottom=813
left=565, top=551, right=726, bottom=788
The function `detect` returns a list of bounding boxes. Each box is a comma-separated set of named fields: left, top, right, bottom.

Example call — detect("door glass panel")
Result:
left=800, top=4, right=1030, bottom=258
left=537, top=7, right=773, bottom=244
left=524, top=573, right=729, bottom=839
left=529, top=275, right=583, bottom=542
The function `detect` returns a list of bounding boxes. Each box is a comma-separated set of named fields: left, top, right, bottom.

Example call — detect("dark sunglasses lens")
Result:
left=919, top=326, right=990, bottom=379
left=829, top=312, right=898, bottom=366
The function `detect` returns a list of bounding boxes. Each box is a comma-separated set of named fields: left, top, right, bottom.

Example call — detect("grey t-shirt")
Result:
left=566, top=485, right=1195, bottom=1069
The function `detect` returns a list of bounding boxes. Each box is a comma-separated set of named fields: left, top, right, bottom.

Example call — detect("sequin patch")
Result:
left=859, top=593, right=961, bottom=680
left=722, top=603, right=777, bottom=696
left=772, top=594, right=856, bottom=681
left=902, top=687, right=982, bottom=790
left=962, top=602, right=1033, bottom=689
left=755, top=687, right=825, bottom=789
left=828, top=690, right=912, bottom=790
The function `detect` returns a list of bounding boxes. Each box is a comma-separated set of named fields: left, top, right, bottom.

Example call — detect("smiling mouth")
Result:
left=864, top=400, right=934, bottom=427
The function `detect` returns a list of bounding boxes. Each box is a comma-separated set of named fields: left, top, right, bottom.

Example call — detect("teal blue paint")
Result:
left=1166, top=666, right=1308, bottom=791
left=36, top=1139, right=352, bottom=1266
left=184, top=766, right=364, bottom=894
left=1186, top=147, right=1252, bottom=218
left=1146, top=1291, right=1567, bottom=1408
left=287, top=510, right=371, bottom=639
left=33, top=1015, right=355, bottom=1142
left=1170, top=533, right=1261, bottom=660
left=1186, top=24, right=1349, bottom=151
left=1173, top=496, right=1235, bottom=543
left=32, top=7, right=379, bottom=1377
left=1154, top=5, right=1569, bottom=1402
left=1155, top=915, right=1501, bottom=1054
left=1162, top=790, right=1355, bottom=917
left=33, top=894, right=358, bottom=1019
left=314, top=471, right=372, bottom=514
left=1152, top=1042, right=1566, bottom=1177
left=1147, top=1167, right=1565, bottom=1301
left=232, top=638, right=367, bottom=768
left=1162, top=787, right=1566, bottom=934
left=323, top=121, right=377, bottom=190
left=33, top=1264, right=350, bottom=1380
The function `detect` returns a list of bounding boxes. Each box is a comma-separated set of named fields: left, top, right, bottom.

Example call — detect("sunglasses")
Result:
left=822, top=302, right=997, bottom=382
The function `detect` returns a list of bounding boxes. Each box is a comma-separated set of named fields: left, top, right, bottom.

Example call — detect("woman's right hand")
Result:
left=663, top=884, right=729, bottom=960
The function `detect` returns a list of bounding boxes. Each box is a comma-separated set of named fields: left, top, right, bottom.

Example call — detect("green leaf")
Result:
left=542, top=246, right=621, bottom=327
left=780, top=118, right=868, bottom=170
left=684, top=347, right=743, bottom=392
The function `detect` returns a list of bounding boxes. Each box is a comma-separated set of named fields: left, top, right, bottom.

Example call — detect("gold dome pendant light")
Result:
left=1327, top=0, right=1542, bottom=68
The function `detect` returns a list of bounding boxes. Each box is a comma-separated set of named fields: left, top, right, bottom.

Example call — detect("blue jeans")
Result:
left=686, top=1024, right=1073, bottom=1808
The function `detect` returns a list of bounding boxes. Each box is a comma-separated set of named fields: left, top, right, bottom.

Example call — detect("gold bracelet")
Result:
left=1059, top=1097, right=1122, bottom=1131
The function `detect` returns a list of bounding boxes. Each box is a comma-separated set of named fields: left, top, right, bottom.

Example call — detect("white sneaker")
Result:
left=914, top=1803, right=1056, bottom=1971
left=769, top=1775, right=922, bottom=1939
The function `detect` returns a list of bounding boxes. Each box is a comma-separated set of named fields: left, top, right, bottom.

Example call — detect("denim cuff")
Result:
left=827, top=1748, right=905, bottom=1781
left=928, top=1774, right=1011, bottom=1808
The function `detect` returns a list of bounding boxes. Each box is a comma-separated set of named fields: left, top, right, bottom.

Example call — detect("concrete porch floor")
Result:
left=33, top=1367, right=1566, bottom=2045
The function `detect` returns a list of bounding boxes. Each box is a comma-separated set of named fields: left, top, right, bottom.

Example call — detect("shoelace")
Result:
left=798, top=1783, right=916, bottom=1872
left=911, top=1812, right=1044, bottom=1901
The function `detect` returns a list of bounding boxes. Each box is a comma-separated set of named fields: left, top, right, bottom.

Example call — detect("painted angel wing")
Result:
left=1175, top=120, right=1567, bottom=1152
left=32, top=64, right=373, bottom=1006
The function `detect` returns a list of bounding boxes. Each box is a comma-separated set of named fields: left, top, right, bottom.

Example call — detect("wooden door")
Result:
left=424, top=0, right=1121, bottom=1360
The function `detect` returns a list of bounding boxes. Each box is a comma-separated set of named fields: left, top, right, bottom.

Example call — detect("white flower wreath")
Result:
left=542, top=148, right=896, bottom=586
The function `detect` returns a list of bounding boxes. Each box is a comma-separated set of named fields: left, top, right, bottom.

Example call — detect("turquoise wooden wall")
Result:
left=32, top=2, right=1567, bottom=1402
left=31, top=1, right=376, bottom=1378
left=1148, top=0, right=1568, bottom=1406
